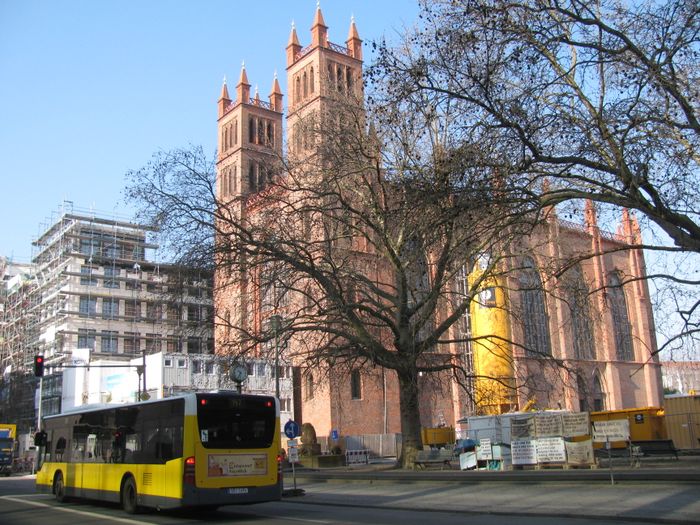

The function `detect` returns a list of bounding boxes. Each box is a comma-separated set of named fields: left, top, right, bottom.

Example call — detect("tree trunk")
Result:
left=397, top=369, right=423, bottom=469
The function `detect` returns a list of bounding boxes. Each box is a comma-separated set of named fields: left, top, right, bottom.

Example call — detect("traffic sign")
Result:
left=284, top=420, right=300, bottom=439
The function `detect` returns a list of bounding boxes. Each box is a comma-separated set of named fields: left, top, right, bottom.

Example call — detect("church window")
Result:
left=567, top=265, right=595, bottom=360
left=346, top=67, right=353, bottom=91
left=248, top=117, right=256, bottom=143
left=592, top=372, right=605, bottom=411
left=310, top=67, right=314, bottom=93
left=327, top=63, right=334, bottom=87
left=305, top=373, right=314, bottom=400
left=303, top=71, right=308, bottom=98
left=233, top=119, right=238, bottom=144
left=295, top=76, right=301, bottom=105
left=577, top=375, right=590, bottom=412
left=350, top=369, right=362, bottom=399
left=222, top=129, right=227, bottom=151
left=519, top=256, right=551, bottom=357
left=608, top=272, right=634, bottom=361
left=257, top=118, right=264, bottom=145
left=248, top=162, right=257, bottom=192
left=337, top=65, right=343, bottom=91
left=266, top=121, right=273, bottom=146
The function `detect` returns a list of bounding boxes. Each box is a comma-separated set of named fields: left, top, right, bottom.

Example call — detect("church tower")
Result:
left=286, top=7, right=364, bottom=161
left=217, top=63, right=284, bottom=202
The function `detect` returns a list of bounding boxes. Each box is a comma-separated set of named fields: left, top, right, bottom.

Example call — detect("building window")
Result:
left=192, top=360, right=202, bottom=374
left=77, top=329, right=96, bottom=350
left=125, top=300, right=141, bottom=320
left=167, top=338, right=181, bottom=353
left=205, top=361, right=215, bottom=374
left=103, top=266, right=120, bottom=288
left=187, top=304, right=200, bottom=322
left=280, top=398, right=292, bottom=412
left=519, top=256, right=552, bottom=356
left=79, top=296, right=97, bottom=317
left=187, top=337, right=201, bottom=354
left=249, top=117, right=255, bottom=143
left=80, top=265, right=97, bottom=286
left=146, top=333, right=161, bottom=353
left=310, top=67, right=314, bottom=93
left=577, top=375, right=590, bottom=412
left=101, top=331, right=118, bottom=353
left=164, top=358, right=173, bottom=367
left=177, top=358, right=187, bottom=368
left=124, top=332, right=139, bottom=354
left=305, top=373, right=314, bottom=400
left=102, top=298, right=119, bottom=320
left=167, top=304, right=181, bottom=323
left=147, top=302, right=162, bottom=320
left=608, top=272, right=634, bottom=361
left=350, top=369, right=362, bottom=400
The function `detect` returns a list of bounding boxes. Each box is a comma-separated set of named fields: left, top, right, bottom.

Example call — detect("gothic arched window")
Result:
left=577, top=375, right=589, bottom=412
left=248, top=162, right=257, bottom=192
left=519, top=256, right=551, bottom=356
left=303, top=71, right=308, bottom=98
left=567, top=265, right=595, bottom=360
left=310, top=67, right=315, bottom=93
left=350, top=369, right=362, bottom=400
left=608, top=272, right=634, bottom=361
left=593, top=372, right=605, bottom=411
left=248, top=117, right=255, bottom=143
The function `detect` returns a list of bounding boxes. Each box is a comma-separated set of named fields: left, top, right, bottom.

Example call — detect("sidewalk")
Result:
left=282, top=456, right=700, bottom=524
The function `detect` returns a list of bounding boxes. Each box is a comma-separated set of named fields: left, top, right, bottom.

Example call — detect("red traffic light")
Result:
left=33, top=355, right=45, bottom=377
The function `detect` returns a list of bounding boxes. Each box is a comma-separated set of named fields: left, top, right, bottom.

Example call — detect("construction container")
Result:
left=664, top=395, right=700, bottom=450
left=421, top=427, right=455, bottom=448
left=590, top=407, right=666, bottom=448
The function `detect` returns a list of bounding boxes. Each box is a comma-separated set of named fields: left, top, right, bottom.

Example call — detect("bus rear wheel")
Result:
left=121, top=477, right=139, bottom=514
left=54, top=472, right=67, bottom=503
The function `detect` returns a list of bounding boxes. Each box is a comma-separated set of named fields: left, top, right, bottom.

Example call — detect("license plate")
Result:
left=228, top=488, right=249, bottom=495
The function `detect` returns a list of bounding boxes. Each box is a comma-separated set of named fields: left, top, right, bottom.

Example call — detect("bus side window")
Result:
left=55, top=437, right=66, bottom=462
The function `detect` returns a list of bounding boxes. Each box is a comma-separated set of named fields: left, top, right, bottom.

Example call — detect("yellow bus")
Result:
left=35, top=392, right=282, bottom=513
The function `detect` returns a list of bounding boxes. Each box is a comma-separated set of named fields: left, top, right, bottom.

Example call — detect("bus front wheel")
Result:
left=121, top=477, right=139, bottom=514
left=54, top=472, right=67, bottom=503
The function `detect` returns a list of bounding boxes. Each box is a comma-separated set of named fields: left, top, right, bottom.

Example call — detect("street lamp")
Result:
left=269, top=314, right=283, bottom=399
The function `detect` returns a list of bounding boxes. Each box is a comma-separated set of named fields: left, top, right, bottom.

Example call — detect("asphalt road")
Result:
left=0, top=468, right=699, bottom=525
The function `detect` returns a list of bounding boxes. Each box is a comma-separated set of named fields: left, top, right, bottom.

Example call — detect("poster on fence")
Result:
left=477, top=438, right=493, bottom=460
left=511, top=439, right=537, bottom=465
left=535, top=414, right=564, bottom=438
left=535, top=437, right=567, bottom=463
left=565, top=439, right=594, bottom=465
left=592, top=419, right=630, bottom=443
left=562, top=412, right=590, bottom=438
left=511, top=416, right=535, bottom=439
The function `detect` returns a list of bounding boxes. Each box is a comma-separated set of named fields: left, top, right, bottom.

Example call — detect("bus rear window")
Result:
left=196, top=394, right=276, bottom=449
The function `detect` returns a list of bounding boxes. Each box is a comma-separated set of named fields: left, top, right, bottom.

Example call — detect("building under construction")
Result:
left=0, top=203, right=214, bottom=432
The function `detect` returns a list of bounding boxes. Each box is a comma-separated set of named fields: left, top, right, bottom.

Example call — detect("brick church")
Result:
left=213, top=6, right=664, bottom=441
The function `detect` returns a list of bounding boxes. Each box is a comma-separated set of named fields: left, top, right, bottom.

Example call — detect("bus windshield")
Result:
left=196, top=394, right=276, bottom=449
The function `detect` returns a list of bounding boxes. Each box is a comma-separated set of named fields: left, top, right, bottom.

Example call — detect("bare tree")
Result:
left=370, top=0, right=700, bottom=358
left=125, top=86, right=553, bottom=466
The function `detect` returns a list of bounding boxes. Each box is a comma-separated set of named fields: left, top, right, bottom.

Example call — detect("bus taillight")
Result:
left=183, top=456, right=196, bottom=486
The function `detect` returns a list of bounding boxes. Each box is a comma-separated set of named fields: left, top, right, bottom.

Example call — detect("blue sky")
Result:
left=0, top=0, right=420, bottom=262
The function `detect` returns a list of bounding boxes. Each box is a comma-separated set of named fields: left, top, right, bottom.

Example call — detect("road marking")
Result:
left=257, top=513, right=331, bottom=524
left=0, top=495, right=151, bottom=525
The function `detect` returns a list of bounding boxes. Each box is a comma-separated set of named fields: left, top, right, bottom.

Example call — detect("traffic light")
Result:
left=33, top=355, right=45, bottom=377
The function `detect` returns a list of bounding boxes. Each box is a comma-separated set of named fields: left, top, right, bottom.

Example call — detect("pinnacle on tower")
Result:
left=311, top=2, right=328, bottom=48
left=287, top=20, right=302, bottom=66
left=269, top=70, right=283, bottom=112
left=218, top=75, right=231, bottom=118
left=237, top=61, right=250, bottom=103
left=347, top=14, right=362, bottom=60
